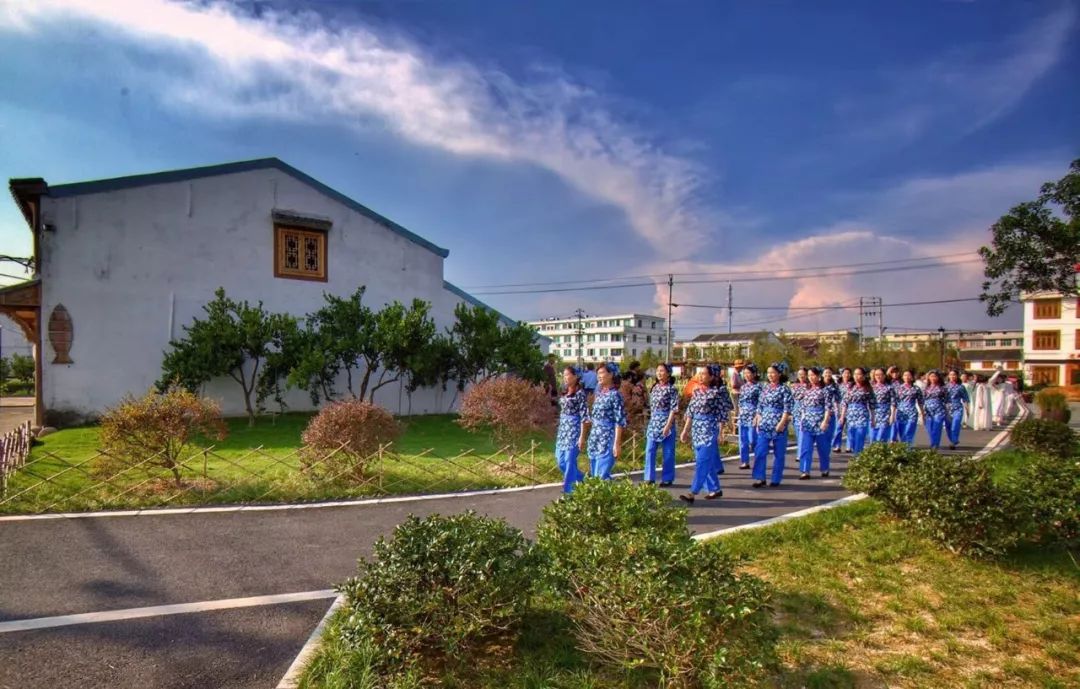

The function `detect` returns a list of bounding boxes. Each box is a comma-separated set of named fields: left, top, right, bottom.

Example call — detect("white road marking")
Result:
left=276, top=595, right=346, bottom=689
left=0, top=590, right=338, bottom=635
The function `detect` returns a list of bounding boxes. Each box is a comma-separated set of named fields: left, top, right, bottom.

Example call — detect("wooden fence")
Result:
left=0, top=421, right=33, bottom=495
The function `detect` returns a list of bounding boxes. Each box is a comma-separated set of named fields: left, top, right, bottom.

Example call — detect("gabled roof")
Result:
left=15, top=157, right=450, bottom=259
left=690, top=331, right=771, bottom=343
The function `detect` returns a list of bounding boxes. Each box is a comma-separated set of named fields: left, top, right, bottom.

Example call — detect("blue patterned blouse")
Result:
left=944, top=382, right=970, bottom=417
left=842, top=385, right=874, bottom=429
left=895, top=383, right=923, bottom=422
left=791, top=382, right=808, bottom=423
left=737, top=380, right=761, bottom=427
left=645, top=382, right=680, bottom=442
left=556, top=388, right=590, bottom=452
left=870, top=383, right=896, bottom=429
left=686, top=385, right=733, bottom=448
left=923, top=384, right=947, bottom=420
left=588, top=386, right=628, bottom=455
left=798, top=385, right=834, bottom=436
left=756, top=383, right=794, bottom=439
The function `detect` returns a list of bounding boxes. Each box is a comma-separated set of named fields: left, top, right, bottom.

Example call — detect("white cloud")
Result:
left=0, top=0, right=715, bottom=252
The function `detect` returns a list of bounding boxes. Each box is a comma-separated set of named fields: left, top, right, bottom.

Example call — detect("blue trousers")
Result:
left=689, top=439, right=721, bottom=494
left=925, top=415, right=945, bottom=449
left=798, top=430, right=831, bottom=474
left=832, top=418, right=847, bottom=451
left=555, top=447, right=583, bottom=493
left=753, top=432, right=787, bottom=484
left=946, top=411, right=963, bottom=446
left=738, top=424, right=757, bottom=466
left=896, top=416, right=918, bottom=446
left=847, top=425, right=869, bottom=455
left=589, top=448, right=615, bottom=480
left=644, top=433, right=676, bottom=483
left=870, top=424, right=893, bottom=444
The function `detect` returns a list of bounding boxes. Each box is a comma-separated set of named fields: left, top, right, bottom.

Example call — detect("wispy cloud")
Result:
left=0, top=0, right=716, bottom=253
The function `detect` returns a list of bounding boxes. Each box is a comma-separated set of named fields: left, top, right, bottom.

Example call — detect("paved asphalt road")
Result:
left=0, top=424, right=1008, bottom=689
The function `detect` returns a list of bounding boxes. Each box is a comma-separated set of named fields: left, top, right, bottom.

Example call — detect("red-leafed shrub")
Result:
left=456, top=377, right=556, bottom=455
left=301, top=399, right=401, bottom=482
left=99, top=386, right=227, bottom=486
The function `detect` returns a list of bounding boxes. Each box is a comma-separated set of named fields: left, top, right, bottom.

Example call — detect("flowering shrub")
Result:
left=456, top=376, right=556, bottom=454
left=301, top=399, right=400, bottom=482
left=99, top=386, right=227, bottom=486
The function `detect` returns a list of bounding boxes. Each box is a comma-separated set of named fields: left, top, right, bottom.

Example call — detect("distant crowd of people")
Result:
left=544, top=357, right=1023, bottom=503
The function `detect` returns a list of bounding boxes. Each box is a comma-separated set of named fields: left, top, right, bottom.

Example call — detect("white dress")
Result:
left=973, top=383, right=994, bottom=431
left=996, top=381, right=1019, bottom=422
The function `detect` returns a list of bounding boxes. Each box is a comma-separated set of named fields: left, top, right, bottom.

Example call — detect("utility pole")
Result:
left=858, top=296, right=882, bottom=351
left=727, top=282, right=733, bottom=334
left=938, top=326, right=946, bottom=370
left=666, top=274, right=673, bottom=363
left=574, top=308, right=585, bottom=367
left=858, top=297, right=864, bottom=352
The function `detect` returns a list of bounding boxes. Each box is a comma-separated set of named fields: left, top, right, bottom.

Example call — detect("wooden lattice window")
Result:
left=1033, top=298, right=1061, bottom=319
left=1032, top=330, right=1060, bottom=350
left=1030, top=366, right=1059, bottom=385
left=275, top=225, right=327, bottom=281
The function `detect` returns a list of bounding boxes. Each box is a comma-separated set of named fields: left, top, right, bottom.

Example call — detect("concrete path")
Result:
left=0, top=423, right=1011, bottom=689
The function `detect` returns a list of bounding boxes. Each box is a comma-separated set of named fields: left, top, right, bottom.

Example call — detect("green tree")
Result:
left=497, top=321, right=546, bottom=383
left=10, top=353, right=34, bottom=381
left=448, top=304, right=545, bottom=384
left=159, top=288, right=297, bottom=426
left=979, top=158, right=1080, bottom=316
left=287, top=287, right=376, bottom=403
left=364, top=299, right=437, bottom=403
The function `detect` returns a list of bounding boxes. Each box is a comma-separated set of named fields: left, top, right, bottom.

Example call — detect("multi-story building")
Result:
left=530, top=313, right=667, bottom=363
left=1021, top=291, right=1080, bottom=386
left=781, top=329, right=859, bottom=345
left=955, top=330, right=1024, bottom=376
left=671, top=331, right=779, bottom=360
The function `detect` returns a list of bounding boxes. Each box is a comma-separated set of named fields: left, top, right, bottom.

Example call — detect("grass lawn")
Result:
left=303, top=500, right=1080, bottom=689
left=1, top=414, right=711, bottom=514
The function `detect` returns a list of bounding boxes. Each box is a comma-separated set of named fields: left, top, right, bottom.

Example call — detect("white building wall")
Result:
left=1022, top=294, right=1080, bottom=386
left=36, top=168, right=480, bottom=419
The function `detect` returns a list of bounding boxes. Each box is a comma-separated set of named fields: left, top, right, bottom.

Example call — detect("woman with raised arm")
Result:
left=798, top=367, right=835, bottom=479
left=554, top=366, right=589, bottom=493
left=752, top=362, right=793, bottom=488
left=922, top=369, right=948, bottom=450
left=894, top=368, right=924, bottom=447
left=869, top=367, right=897, bottom=444
left=587, top=362, right=627, bottom=480
left=643, top=362, right=679, bottom=486
left=944, top=368, right=970, bottom=450
left=679, top=364, right=732, bottom=503
left=839, top=367, right=874, bottom=456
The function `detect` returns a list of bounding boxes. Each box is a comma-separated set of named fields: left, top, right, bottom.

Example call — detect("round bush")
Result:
left=890, top=453, right=1017, bottom=557
left=301, top=399, right=401, bottom=482
left=842, top=442, right=928, bottom=510
left=337, top=511, right=537, bottom=672
left=1034, top=388, right=1071, bottom=422
left=1010, top=418, right=1078, bottom=459
left=456, top=376, right=556, bottom=452
left=1003, top=453, right=1080, bottom=547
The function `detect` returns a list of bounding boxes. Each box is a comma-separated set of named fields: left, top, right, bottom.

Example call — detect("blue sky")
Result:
left=1, top=0, right=1077, bottom=339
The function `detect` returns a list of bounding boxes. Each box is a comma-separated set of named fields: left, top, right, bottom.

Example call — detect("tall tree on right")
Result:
left=979, top=158, right=1080, bottom=316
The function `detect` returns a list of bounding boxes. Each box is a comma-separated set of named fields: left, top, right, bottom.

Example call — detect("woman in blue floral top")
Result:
left=791, top=367, right=810, bottom=472
left=922, top=369, right=948, bottom=450
left=894, top=368, right=924, bottom=447
left=840, top=367, right=874, bottom=456
left=798, top=367, right=835, bottom=480
left=886, top=366, right=903, bottom=441
left=869, top=368, right=897, bottom=444
left=752, top=363, right=794, bottom=488
left=679, top=364, right=732, bottom=503
left=644, top=363, right=680, bottom=486
left=736, top=364, right=762, bottom=470
left=832, top=368, right=854, bottom=453
left=587, top=362, right=627, bottom=480
left=555, top=366, right=590, bottom=493
left=943, top=368, right=970, bottom=450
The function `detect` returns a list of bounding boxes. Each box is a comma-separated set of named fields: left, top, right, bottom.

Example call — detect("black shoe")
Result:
left=738, top=463, right=750, bottom=470
left=769, top=482, right=780, bottom=487
left=679, top=493, right=695, bottom=504
left=645, top=480, right=655, bottom=485
left=799, top=473, right=810, bottom=480
left=659, top=481, right=674, bottom=487
left=752, top=480, right=766, bottom=488
left=948, top=444, right=956, bottom=451
left=821, top=471, right=830, bottom=478
left=705, top=491, right=723, bottom=500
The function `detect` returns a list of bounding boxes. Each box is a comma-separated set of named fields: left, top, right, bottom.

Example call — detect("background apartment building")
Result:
left=1021, top=291, right=1080, bottom=386
left=530, top=313, right=667, bottom=363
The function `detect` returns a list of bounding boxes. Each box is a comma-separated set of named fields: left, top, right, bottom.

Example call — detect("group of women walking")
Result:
left=554, top=360, right=985, bottom=502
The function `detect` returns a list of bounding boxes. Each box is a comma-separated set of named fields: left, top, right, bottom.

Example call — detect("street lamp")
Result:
left=937, top=326, right=946, bottom=370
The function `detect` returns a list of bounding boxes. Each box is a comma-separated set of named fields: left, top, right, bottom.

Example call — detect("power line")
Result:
left=675, top=297, right=986, bottom=311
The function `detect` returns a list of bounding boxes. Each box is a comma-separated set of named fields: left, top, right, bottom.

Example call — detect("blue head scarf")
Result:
left=706, top=363, right=723, bottom=385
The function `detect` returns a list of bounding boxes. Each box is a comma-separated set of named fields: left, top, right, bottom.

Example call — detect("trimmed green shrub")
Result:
left=1034, top=388, right=1071, bottom=422
left=336, top=512, right=537, bottom=673
left=1003, top=453, right=1080, bottom=547
left=536, top=480, right=777, bottom=687
left=1010, top=418, right=1078, bottom=459
left=890, top=453, right=1017, bottom=557
left=842, top=443, right=929, bottom=510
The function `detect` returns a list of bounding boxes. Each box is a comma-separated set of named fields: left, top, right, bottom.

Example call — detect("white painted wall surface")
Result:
left=36, top=168, right=484, bottom=419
